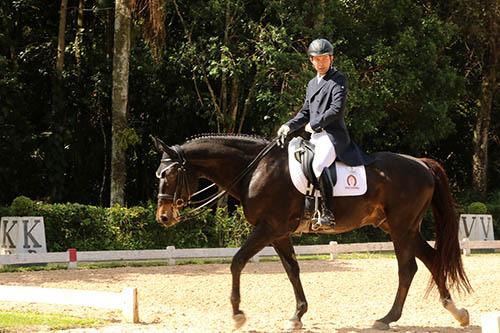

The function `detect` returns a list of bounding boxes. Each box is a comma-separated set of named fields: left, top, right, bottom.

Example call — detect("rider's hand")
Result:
left=305, top=123, right=314, bottom=134
left=277, top=124, right=290, bottom=147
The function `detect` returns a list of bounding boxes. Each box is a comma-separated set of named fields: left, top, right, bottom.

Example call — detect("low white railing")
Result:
left=1, top=239, right=498, bottom=268
left=0, top=285, right=139, bottom=323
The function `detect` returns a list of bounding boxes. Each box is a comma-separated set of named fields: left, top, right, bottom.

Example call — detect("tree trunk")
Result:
left=74, top=0, right=84, bottom=71
left=229, top=76, right=239, bottom=133
left=49, top=0, right=68, bottom=202
left=471, top=10, right=498, bottom=197
left=238, top=74, right=257, bottom=133
left=110, top=0, right=132, bottom=206
left=472, top=66, right=496, bottom=197
left=219, top=0, right=232, bottom=133
left=56, top=0, right=67, bottom=76
left=472, top=95, right=491, bottom=196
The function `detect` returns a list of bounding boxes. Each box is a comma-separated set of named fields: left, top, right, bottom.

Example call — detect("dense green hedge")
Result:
left=1, top=195, right=498, bottom=252
left=2, top=196, right=253, bottom=251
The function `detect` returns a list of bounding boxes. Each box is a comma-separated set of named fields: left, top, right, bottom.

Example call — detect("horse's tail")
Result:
left=420, top=158, right=472, bottom=295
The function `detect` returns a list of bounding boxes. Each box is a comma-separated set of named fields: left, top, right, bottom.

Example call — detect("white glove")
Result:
left=277, top=124, right=290, bottom=147
left=305, top=123, right=314, bottom=134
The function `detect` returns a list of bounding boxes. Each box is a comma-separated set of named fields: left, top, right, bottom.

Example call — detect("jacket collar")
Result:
left=310, top=67, right=336, bottom=97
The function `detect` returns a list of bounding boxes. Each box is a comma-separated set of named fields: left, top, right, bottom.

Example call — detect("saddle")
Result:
left=292, top=137, right=337, bottom=220
left=293, top=137, right=337, bottom=195
left=287, top=137, right=368, bottom=232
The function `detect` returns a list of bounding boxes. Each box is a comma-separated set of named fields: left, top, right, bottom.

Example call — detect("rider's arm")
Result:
left=286, top=99, right=309, bottom=131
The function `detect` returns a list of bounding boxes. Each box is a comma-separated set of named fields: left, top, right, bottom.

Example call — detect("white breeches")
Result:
left=310, top=131, right=336, bottom=178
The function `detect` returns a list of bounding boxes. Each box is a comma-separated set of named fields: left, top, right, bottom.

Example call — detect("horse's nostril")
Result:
left=161, top=215, right=169, bottom=223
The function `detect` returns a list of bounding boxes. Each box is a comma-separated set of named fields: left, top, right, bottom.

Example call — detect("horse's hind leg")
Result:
left=414, top=236, right=469, bottom=326
left=230, top=222, right=278, bottom=329
left=373, top=235, right=418, bottom=330
left=272, top=236, right=308, bottom=330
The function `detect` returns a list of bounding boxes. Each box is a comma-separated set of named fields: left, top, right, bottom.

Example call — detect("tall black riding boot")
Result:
left=313, top=169, right=336, bottom=228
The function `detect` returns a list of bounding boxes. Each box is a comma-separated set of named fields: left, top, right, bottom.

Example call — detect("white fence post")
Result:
left=329, top=241, right=338, bottom=260
left=461, top=238, right=471, bottom=256
left=166, top=246, right=176, bottom=265
left=481, top=311, right=500, bottom=333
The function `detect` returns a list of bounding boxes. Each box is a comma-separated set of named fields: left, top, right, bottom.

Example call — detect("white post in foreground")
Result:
left=0, top=285, right=139, bottom=323
left=481, top=312, right=500, bottom=333
left=166, top=246, right=176, bottom=265
left=329, top=241, right=338, bottom=260
left=122, top=287, right=139, bottom=323
left=461, top=238, right=471, bottom=256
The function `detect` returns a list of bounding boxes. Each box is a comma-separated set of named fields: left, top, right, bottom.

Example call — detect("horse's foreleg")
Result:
left=374, top=237, right=418, bottom=330
left=272, top=236, right=308, bottom=330
left=230, top=222, right=277, bottom=329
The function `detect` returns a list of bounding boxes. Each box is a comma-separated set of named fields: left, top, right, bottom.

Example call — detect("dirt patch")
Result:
left=0, top=255, right=498, bottom=332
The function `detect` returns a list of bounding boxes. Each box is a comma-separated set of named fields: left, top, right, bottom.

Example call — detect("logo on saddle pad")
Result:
left=346, top=174, right=358, bottom=189
left=288, top=138, right=367, bottom=197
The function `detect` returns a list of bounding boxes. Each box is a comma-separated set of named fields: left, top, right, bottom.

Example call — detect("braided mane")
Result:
left=184, top=133, right=269, bottom=144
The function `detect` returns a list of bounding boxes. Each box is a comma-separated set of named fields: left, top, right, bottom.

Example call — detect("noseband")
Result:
left=156, top=145, right=190, bottom=208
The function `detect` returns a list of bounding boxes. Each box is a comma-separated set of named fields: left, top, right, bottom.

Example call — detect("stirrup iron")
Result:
left=311, top=210, right=322, bottom=231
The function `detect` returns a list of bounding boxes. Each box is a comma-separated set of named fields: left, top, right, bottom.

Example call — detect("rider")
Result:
left=277, top=38, right=373, bottom=228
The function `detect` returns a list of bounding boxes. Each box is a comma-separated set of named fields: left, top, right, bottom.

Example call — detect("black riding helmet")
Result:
left=307, top=38, right=333, bottom=56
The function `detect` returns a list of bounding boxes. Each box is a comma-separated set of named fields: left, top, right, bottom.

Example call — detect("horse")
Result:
left=152, top=133, right=471, bottom=331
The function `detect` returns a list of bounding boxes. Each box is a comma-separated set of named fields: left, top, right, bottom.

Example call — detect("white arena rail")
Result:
left=0, top=240, right=498, bottom=268
left=0, top=285, right=139, bottom=323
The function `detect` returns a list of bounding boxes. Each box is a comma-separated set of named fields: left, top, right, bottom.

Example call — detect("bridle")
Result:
left=156, top=145, right=192, bottom=209
left=156, top=138, right=279, bottom=222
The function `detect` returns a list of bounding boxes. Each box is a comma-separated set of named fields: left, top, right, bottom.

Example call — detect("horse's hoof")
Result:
left=233, top=312, right=247, bottom=329
left=458, top=308, right=470, bottom=327
left=372, top=320, right=390, bottom=330
left=285, top=319, right=303, bottom=331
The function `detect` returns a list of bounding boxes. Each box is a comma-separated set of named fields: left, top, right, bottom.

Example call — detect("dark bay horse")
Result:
left=153, top=134, right=471, bottom=331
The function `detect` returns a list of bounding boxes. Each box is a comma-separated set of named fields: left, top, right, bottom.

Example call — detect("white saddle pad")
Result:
left=288, top=137, right=367, bottom=197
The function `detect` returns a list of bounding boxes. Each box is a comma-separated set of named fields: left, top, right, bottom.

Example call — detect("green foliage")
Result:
left=116, top=128, right=141, bottom=151
left=10, top=195, right=35, bottom=215
left=0, top=197, right=252, bottom=250
left=0, top=196, right=408, bottom=250
left=467, top=202, right=488, bottom=214
left=485, top=191, right=500, bottom=239
left=214, top=207, right=252, bottom=247
left=0, top=0, right=498, bottom=207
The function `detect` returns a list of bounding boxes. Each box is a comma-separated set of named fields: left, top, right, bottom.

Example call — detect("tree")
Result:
left=170, top=0, right=305, bottom=135
left=468, top=0, right=499, bottom=196
left=110, top=0, right=167, bottom=206
left=110, top=0, right=132, bottom=206
left=74, top=0, right=84, bottom=71
left=48, top=0, right=69, bottom=201
left=435, top=0, right=499, bottom=196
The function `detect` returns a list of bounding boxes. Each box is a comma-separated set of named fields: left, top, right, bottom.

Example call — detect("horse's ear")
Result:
left=151, top=135, right=169, bottom=153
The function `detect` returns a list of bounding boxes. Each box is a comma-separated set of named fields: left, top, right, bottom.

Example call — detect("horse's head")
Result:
left=152, top=136, right=197, bottom=227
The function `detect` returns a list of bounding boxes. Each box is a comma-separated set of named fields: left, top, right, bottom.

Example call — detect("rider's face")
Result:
left=310, top=54, right=333, bottom=75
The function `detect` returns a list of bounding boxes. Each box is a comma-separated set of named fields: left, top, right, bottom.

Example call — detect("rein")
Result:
left=158, top=137, right=279, bottom=222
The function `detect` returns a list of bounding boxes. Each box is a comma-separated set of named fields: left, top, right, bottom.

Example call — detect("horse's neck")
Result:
left=183, top=138, right=266, bottom=198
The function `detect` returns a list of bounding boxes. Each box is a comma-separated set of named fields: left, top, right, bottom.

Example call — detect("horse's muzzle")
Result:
left=156, top=202, right=180, bottom=227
